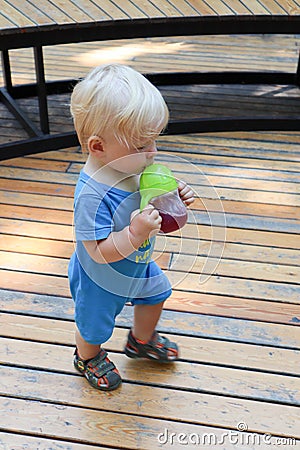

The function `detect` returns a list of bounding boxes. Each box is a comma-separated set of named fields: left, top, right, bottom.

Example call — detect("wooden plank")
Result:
left=3, top=232, right=297, bottom=268
left=22, top=0, right=73, bottom=24
left=66, top=0, right=110, bottom=20
left=1, top=290, right=298, bottom=347
left=190, top=174, right=300, bottom=195
left=1, top=1, right=36, bottom=27
left=160, top=137, right=300, bottom=165
left=0, top=218, right=85, bottom=241
left=200, top=0, right=235, bottom=15
left=0, top=250, right=298, bottom=322
left=1, top=217, right=299, bottom=251
left=160, top=140, right=300, bottom=167
left=0, top=396, right=266, bottom=450
left=0, top=178, right=75, bottom=197
left=92, top=0, right=130, bottom=19
left=0, top=433, right=111, bottom=450
left=168, top=253, right=300, bottom=284
left=42, top=0, right=98, bottom=22
left=1, top=313, right=299, bottom=375
left=2, top=338, right=300, bottom=405
left=0, top=251, right=68, bottom=276
left=168, top=271, right=300, bottom=304
left=3, top=156, right=300, bottom=201
left=66, top=160, right=300, bottom=185
left=146, top=149, right=300, bottom=175
left=0, top=228, right=298, bottom=321
left=1, top=169, right=299, bottom=208
left=0, top=191, right=73, bottom=210
left=0, top=156, right=71, bottom=171
left=105, top=0, right=146, bottom=18
left=186, top=0, right=217, bottom=15
left=0, top=12, right=18, bottom=28
left=145, top=0, right=183, bottom=16
left=0, top=167, right=77, bottom=185
left=6, top=0, right=54, bottom=26
left=2, top=365, right=300, bottom=438
left=0, top=269, right=70, bottom=297
left=0, top=235, right=73, bottom=258
left=0, top=204, right=73, bottom=224
left=65, top=162, right=300, bottom=199
left=118, top=305, right=300, bottom=348
left=22, top=154, right=300, bottom=191
left=128, top=0, right=169, bottom=17
left=161, top=231, right=300, bottom=262
left=258, top=0, right=289, bottom=14
left=277, top=0, right=300, bottom=14
left=167, top=0, right=200, bottom=15
left=2, top=192, right=300, bottom=229
left=1, top=260, right=299, bottom=303
left=167, top=290, right=300, bottom=325
left=192, top=198, right=300, bottom=221
left=29, top=149, right=85, bottom=162
left=1, top=248, right=299, bottom=285
left=0, top=250, right=169, bottom=280
left=224, top=0, right=254, bottom=14
left=181, top=224, right=300, bottom=249
left=191, top=210, right=300, bottom=234
left=1, top=339, right=299, bottom=405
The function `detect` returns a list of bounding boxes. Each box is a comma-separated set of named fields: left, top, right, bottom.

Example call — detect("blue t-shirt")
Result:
left=69, top=170, right=171, bottom=301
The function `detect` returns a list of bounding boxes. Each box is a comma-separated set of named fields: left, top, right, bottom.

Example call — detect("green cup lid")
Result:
left=140, top=163, right=178, bottom=210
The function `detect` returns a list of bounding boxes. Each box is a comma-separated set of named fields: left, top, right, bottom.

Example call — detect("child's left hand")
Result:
left=178, top=181, right=195, bottom=206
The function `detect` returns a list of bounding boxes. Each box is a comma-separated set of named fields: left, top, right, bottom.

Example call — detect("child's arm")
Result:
left=83, top=205, right=161, bottom=264
left=178, top=180, right=195, bottom=206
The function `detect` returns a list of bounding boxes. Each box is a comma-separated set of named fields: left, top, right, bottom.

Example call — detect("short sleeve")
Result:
left=74, top=193, right=113, bottom=241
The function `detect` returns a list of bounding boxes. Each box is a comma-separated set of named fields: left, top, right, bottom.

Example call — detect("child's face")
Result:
left=102, top=130, right=158, bottom=174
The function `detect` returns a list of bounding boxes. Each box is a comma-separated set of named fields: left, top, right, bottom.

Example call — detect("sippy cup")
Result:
left=140, top=163, right=188, bottom=234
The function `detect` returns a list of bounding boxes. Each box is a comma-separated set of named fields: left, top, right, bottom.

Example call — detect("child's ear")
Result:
left=87, top=136, right=104, bottom=154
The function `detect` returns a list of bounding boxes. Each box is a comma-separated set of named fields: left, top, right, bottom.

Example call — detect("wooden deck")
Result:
left=1, top=30, right=300, bottom=450
left=1, top=0, right=299, bottom=31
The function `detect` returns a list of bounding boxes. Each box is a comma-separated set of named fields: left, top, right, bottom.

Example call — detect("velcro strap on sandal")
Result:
left=86, top=351, right=116, bottom=378
left=152, top=332, right=170, bottom=348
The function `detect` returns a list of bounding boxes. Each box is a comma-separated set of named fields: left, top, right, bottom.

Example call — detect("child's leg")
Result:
left=75, top=326, right=100, bottom=360
left=132, top=302, right=164, bottom=342
left=125, top=301, right=178, bottom=361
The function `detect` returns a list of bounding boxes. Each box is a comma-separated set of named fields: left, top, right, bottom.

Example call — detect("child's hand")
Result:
left=129, top=205, right=162, bottom=245
left=178, top=181, right=195, bottom=206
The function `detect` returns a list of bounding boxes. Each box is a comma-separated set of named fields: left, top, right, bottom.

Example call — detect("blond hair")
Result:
left=70, top=64, right=169, bottom=152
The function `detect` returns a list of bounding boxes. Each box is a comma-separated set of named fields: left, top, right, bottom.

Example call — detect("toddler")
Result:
left=68, top=63, right=194, bottom=391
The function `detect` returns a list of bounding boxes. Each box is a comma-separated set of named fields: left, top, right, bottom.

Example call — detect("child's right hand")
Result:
left=129, top=205, right=162, bottom=245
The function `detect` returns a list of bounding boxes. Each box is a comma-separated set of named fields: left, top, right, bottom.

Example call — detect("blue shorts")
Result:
left=68, top=254, right=172, bottom=345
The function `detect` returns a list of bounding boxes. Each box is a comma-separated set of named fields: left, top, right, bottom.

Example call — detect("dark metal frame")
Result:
left=1, top=15, right=300, bottom=160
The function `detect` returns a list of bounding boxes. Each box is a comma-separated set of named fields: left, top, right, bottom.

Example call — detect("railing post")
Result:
left=1, top=50, right=13, bottom=94
left=296, top=50, right=300, bottom=86
left=34, top=46, right=50, bottom=134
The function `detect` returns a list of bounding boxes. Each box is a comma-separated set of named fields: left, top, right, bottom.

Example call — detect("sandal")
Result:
left=124, top=330, right=179, bottom=362
left=74, top=348, right=122, bottom=391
